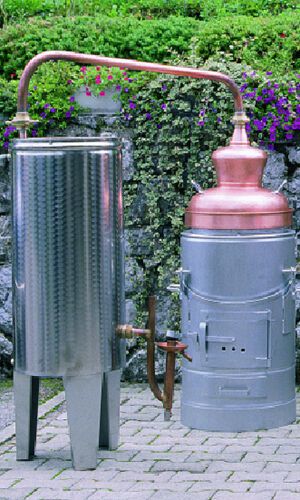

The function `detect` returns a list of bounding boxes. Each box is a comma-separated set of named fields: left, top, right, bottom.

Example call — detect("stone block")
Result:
left=0, top=215, right=11, bottom=263
left=0, top=264, right=12, bottom=337
left=262, top=151, right=287, bottom=191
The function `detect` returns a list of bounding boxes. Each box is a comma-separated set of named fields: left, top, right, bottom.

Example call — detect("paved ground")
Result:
left=1, top=384, right=300, bottom=499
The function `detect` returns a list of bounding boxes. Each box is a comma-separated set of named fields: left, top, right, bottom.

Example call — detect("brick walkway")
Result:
left=1, top=384, right=300, bottom=499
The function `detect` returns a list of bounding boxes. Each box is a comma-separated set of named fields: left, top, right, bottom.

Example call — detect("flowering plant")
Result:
left=240, top=70, right=300, bottom=148
left=68, top=65, right=148, bottom=109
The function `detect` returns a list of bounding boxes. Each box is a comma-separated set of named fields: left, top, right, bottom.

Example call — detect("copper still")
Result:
left=10, top=51, right=296, bottom=468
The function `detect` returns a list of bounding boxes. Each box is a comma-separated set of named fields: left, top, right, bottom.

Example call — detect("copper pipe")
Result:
left=116, top=324, right=151, bottom=339
left=147, top=296, right=163, bottom=403
left=17, top=50, right=244, bottom=113
left=163, top=340, right=177, bottom=421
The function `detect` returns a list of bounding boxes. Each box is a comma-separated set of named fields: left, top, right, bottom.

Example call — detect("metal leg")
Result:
left=14, top=371, right=39, bottom=461
left=99, top=370, right=121, bottom=450
left=63, top=373, right=102, bottom=470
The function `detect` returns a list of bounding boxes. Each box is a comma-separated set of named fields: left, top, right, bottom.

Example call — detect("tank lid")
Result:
left=12, top=136, right=121, bottom=150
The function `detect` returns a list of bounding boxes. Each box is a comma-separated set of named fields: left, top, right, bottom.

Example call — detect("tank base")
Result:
left=181, top=399, right=296, bottom=432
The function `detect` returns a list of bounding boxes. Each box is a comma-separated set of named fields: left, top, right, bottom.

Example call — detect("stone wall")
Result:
left=0, top=114, right=299, bottom=381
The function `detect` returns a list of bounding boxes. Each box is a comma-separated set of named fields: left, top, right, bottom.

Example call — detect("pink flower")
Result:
left=80, top=66, right=87, bottom=73
left=107, top=75, right=113, bottom=80
left=96, top=66, right=101, bottom=71
left=86, top=91, right=92, bottom=96
left=99, top=91, right=106, bottom=96
left=95, top=75, right=102, bottom=84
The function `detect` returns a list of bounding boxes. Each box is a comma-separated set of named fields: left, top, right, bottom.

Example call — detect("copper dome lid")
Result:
left=185, top=113, right=292, bottom=230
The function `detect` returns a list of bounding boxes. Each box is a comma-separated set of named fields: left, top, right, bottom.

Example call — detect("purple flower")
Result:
left=124, top=112, right=132, bottom=121
left=292, top=119, right=300, bottom=130
left=285, top=133, right=293, bottom=140
left=266, top=71, right=273, bottom=75
left=199, top=109, right=205, bottom=116
left=115, top=85, right=121, bottom=91
left=44, top=103, right=50, bottom=109
left=145, top=112, right=152, bottom=120
left=242, top=72, right=248, bottom=79
left=268, top=144, right=275, bottom=150
left=240, top=83, right=248, bottom=92
left=31, top=129, right=38, bottom=137
left=288, top=87, right=295, bottom=93
left=253, top=119, right=265, bottom=131
left=128, top=78, right=133, bottom=83
left=33, top=85, right=37, bottom=90
left=124, top=88, right=129, bottom=93
left=65, top=111, right=71, bottom=118
left=256, top=96, right=262, bottom=102
left=3, top=141, right=9, bottom=149
left=69, top=106, right=75, bottom=111
left=40, top=112, right=46, bottom=119
left=67, top=79, right=73, bottom=85
left=129, top=101, right=136, bottom=109
left=296, top=104, right=300, bottom=114
left=161, top=103, right=167, bottom=110
left=217, top=117, right=222, bottom=123
left=197, top=120, right=205, bottom=127
left=161, top=84, right=167, bottom=91
left=69, top=96, right=75, bottom=102
left=262, top=88, right=268, bottom=95
left=157, top=123, right=162, bottom=129
left=50, top=108, right=56, bottom=113
left=273, top=83, right=279, bottom=89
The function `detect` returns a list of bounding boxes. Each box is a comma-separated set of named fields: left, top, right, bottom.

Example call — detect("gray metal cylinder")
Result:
left=181, top=229, right=296, bottom=431
left=12, top=137, right=125, bottom=377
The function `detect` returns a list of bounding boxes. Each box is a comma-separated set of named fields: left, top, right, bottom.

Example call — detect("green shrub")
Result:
left=0, top=0, right=298, bottom=25
left=0, top=15, right=199, bottom=78
left=0, top=11, right=298, bottom=81
left=194, top=12, right=300, bottom=75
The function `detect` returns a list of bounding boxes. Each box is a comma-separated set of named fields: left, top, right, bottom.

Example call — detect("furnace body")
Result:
left=181, top=228, right=296, bottom=431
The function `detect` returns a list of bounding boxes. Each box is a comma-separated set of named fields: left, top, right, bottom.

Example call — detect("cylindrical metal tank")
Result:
left=181, top=228, right=296, bottom=431
left=12, top=137, right=125, bottom=377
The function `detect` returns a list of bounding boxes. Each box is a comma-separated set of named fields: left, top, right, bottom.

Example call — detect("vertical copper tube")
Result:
left=163, top=341, right=176, bottom=421
left=147, top=296, right=163, bottom=402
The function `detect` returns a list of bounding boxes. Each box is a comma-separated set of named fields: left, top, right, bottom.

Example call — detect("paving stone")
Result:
left=242, top=452, right=300, bottom=463
left=151, top=493, right=211, bottom=500
left=273, top=494, right=300, bottom=500
left=206, top=461, right=265, bottom=473
left=151, top=461, right=210, bottom=473
left=89, top=492, right=154, bottom=500
left=227, top=471, right=288, bottom=482
left=250, top=482, right=300, bottom=492
left=0, top=489, right=36, bottom=499
left=188, top=481, right=249, bottom=493
left=28, top=488, right=96, bottom=499
left=213, top=493, right=275, bottom=500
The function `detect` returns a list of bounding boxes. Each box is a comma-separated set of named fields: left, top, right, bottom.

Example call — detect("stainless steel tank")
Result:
left=12, top=136, right=125, bottom=469
left=181, top=228, right=296, bottom=431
